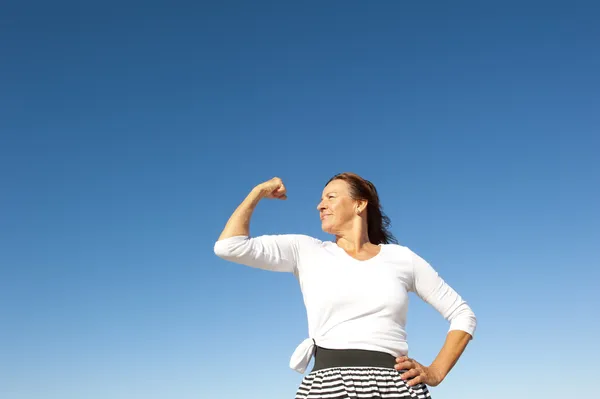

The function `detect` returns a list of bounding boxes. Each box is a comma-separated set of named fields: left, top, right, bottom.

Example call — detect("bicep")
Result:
left=213, top=234, right=301, bottom=273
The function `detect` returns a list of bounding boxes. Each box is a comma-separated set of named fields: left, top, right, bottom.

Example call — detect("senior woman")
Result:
left=214, top=172, right=477, bottom=399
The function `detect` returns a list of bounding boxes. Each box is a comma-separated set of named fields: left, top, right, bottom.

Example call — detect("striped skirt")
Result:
left=295, top=347, right=431, bottom=399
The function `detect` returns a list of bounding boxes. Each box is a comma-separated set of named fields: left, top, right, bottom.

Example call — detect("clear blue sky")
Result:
left=1, top=1, right=598, bottom=398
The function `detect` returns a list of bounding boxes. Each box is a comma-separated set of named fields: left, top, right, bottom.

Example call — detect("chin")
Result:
left=321, top=222, right=333, bottom=234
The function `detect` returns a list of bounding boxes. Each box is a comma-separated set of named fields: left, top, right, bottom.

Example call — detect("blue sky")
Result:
left=1, top=1, right=598, bottom=398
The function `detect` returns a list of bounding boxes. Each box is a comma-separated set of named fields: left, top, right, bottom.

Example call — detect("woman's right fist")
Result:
left=256, top=177, right=287, bottom=200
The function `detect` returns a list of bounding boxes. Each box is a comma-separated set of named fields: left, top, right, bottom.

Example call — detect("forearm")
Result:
left=218, top=187, right=264, bottom=240
left=429, top=330, right=472, bottom=381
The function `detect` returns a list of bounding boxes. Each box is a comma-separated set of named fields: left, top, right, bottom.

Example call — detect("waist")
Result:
left=312, top=346, right=397, bottom=372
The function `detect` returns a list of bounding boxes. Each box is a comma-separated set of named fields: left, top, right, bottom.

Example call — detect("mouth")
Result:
left=320, top=214, right=331, bottom=220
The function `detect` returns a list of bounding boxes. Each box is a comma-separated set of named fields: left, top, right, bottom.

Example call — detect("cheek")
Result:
left=332, top=203, right=352, bottom=219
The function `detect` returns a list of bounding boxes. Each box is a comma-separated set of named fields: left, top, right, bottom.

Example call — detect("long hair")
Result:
left=326, top=172, right=398, bottom=245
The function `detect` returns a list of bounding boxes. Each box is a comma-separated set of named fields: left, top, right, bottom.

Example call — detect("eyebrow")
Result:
left=321, top=191, right=337, bottom=200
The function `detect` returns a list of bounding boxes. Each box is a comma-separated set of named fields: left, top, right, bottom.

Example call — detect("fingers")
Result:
left=260, top=177, right=287, bottom=199
left=400, top=368, right=420, bottom=380
left=394, top=361, right=413, bottom=370
left=394, top=356, right=415, bottom=371
left=274, top=185, right=287, bottom=199
left=405, top=375, right=423, bottom=387
left=395, top=356, right=425, bottom=386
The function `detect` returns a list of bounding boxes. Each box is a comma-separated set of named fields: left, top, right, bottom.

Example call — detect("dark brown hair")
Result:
left=326, top=172, right=398, bottom=245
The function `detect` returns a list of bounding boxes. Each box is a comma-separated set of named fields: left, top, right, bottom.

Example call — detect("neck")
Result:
left=335, top=219, right=371, bottom=252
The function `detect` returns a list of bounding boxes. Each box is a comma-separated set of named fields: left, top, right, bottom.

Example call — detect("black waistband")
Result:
left=312, top=346, right=397, bottom=372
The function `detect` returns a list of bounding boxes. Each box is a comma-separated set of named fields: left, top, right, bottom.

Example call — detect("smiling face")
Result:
left=316, top=172, right=397, bottom=245
left=317, top=178, right=363, bottom=235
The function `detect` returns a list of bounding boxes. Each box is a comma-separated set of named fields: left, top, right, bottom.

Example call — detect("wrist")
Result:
left=428, top=363, right=447, bottom=383
left=250, top=185, right=267, bottom=200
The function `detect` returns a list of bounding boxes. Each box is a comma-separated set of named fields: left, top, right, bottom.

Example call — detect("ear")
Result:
left=355, top=200, right=368, bottom=215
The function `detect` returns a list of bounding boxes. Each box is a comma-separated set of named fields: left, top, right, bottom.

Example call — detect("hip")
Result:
left=296, top=346, right=431, bottom=399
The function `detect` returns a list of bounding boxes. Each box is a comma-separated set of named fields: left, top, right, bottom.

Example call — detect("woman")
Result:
left=214, top=172, right=476, bottom=399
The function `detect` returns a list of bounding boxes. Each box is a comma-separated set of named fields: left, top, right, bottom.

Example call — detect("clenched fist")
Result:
left=255, top=177, right=287, bottom=200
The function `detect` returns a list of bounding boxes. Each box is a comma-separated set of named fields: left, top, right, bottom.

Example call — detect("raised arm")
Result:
left=213, top=177, right=301, bottom=273
left=217, top=177, right=287, bottom=241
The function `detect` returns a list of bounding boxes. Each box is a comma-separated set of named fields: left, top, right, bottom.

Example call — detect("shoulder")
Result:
left=380, top=243, right=433, bottom=276
left=381, top=242, right=414, bottom=261
left=384, top=243, right=429, bottom=260
left=285, top=234, right=327, bottom=249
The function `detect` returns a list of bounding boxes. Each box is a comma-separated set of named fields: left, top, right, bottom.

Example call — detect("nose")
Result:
left=317, top=200, right=326, bottom=211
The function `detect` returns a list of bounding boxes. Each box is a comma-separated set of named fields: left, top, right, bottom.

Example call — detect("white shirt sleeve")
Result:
left=213, top=234, right=304, bottom=273
left=410, top=250, right=477, bottom=337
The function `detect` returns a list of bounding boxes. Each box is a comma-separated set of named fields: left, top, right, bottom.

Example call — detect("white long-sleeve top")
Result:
left=213, top=234, right=476, bottom=374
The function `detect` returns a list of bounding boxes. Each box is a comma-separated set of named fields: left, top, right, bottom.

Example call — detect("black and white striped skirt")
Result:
left=295, top=347, right=431, bottom=399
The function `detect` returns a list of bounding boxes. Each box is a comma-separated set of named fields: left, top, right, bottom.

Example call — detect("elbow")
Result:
left=213, top=240, right=229, bottom=259
left=448, top=304, right=477, bottom=337
left=213, top=239, right=234, bottom=260
left=213, top=235, right=249, bottom=261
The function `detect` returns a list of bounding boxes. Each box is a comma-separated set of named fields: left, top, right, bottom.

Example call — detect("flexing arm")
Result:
left=218, top=187, right=265, bottom=240
left=214, top=177, right=301, bottom=273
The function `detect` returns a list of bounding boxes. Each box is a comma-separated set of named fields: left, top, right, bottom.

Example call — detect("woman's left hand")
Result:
left=394, top=356, right=444, bottom=387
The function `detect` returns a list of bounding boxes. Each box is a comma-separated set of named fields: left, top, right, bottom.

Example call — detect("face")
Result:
left=317, top=179, right=361, bottom=234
